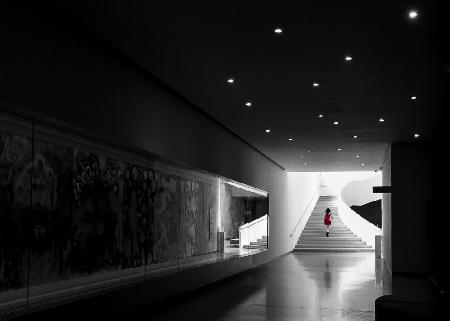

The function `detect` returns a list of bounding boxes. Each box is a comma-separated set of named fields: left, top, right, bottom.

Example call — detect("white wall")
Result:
left=341, top=174, right=382, bottom=206
left=286, top=172, right=322, bottom=248
left=320, top=171, right=381, bottom=205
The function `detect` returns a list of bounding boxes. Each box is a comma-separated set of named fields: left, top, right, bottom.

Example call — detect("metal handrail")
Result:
left=289, top=188, right=320, bottom=237
left=239, top=214, right=268, bottom=231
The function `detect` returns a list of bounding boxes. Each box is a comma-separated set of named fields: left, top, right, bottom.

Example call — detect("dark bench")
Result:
left=375, top=294, right=447, bottom=320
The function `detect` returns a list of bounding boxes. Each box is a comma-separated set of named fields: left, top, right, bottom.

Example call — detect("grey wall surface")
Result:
left=390, top=143, right=433, bottom=274
left=382, top=145, right=392, bottom=272
left=0, top=0, right=293, bottom=310
left=383, top=143, right=434, bottom=274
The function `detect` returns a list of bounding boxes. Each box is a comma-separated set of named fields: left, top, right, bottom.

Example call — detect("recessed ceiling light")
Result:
left=337, top=148, right=342, bottom=151
left=345, top=56, right=352, bottom=61
left=274, top=28, right=283, bottom=34
left=361, top=163, right=365, bottom=166
left=313, top=82, right=319, bottom=87
left=318, top=114, right=323, bottom=118
left=409, top=10, right=418, bottom=19
left=227, top=78, right=234, bottom=84
left=245, top=102, right=252, bottom=107
left=353, top=135, right=358, bottom=139
left=379, top=118, right=385, bottom=122
left=355, top=155, right=360, bottom=158
left=304, top=162, right=307, bottom=166
left=414, top=133, right=420, bottom=138
left=288, top=138, right=293, bottom=141
left=265, top=129, right=271, bottom=133
left=411, top=96, right=417, bottom=100
left=333, top=121, right=339, bottom=125
left=307, top=150, right=311, bottom=153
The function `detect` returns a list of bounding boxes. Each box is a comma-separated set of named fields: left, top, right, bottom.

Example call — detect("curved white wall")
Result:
left=320, top=171, right=381, bottom=206
left=341, top=174, right=382, bottom=206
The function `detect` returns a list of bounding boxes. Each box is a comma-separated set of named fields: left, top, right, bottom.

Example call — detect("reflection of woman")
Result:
left=323, top=208, right=333, bottom=237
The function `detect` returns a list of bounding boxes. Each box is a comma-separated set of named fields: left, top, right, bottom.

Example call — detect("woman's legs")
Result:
left=326, top=224, right=330, bottom=237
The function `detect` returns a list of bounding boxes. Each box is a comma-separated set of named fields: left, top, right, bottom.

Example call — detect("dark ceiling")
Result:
left=55, top=0, right=447, bottom=171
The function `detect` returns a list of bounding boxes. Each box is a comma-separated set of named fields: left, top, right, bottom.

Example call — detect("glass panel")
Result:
left=221, top=180, right=269, bottom=258
left=147, top=168, right=180, bottom=275
left=178, top=174, right=221, bottom=270
left=1, top=110, right=269, bottom=315
left=27, top=125, right=148, bottom=308
left=0, top=114, right=32, bottom=315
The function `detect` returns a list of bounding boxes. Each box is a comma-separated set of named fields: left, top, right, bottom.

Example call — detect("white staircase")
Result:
left=243, top=235, right=267, bottom=250
left=294, top=196, right=374, bottom=252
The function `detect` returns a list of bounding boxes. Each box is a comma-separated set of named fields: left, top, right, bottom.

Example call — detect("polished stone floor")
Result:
left=149, top=252, right=392, bottom=321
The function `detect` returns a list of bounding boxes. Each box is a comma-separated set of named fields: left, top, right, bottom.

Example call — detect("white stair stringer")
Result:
left=293, top=195, right=374, bottom=253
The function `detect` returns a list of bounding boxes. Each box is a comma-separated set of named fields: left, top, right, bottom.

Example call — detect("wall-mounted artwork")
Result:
left=0, top=130, right=31, bottom=292
left=0, top=111, right=269, bottom=315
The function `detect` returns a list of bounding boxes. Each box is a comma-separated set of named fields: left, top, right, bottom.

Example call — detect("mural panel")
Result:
left=122, top=163, right=152, bottom=267
left=0, top=114, right=268, bottom=314
left=152, top=172, right=179, bottom=264
left=28, top=140, right=73, bottom=285
left=70, top=150, right=123, bottom=275
left=0, top=130, right=31, bottom=292
left=179, top=179, right=204, bottom=258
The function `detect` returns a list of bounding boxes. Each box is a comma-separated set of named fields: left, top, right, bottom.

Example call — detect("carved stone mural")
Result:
left=0, top=117, right=268, bottom=313
left=0, top=130, right=31, bottom=291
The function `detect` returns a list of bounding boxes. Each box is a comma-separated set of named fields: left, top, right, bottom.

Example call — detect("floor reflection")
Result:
left=147, top=252, right=391, bottom=321
left=324, top=259, right=332, bottom=290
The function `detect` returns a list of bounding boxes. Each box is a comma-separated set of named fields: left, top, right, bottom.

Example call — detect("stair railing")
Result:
left=239, top=214, right=268, bottom=248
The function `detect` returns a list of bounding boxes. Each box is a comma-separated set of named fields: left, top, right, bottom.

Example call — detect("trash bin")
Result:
left=217, top=231, right=225, bottom=253
left=375, top=234, right=382, bottom=258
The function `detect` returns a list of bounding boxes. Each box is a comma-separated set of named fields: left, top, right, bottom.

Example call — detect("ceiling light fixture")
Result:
left=313, top=82, right=319, bottom=87
left=333, top=121, right=339, bottom=125
left=274, top=28, right=283, bottom=34
left=411, top=96, right=417, bottom=100
left=355, top=155, right=360, bottom=158
left=409, top=10, right=418, bottom=19
left=414, top=133, right=420, bottom=138
left=345, top=56, right=352, bottom=61
left=265, top=129, right=271, bottom=133
left=337, top=148, right=342, bottom=151
left=361, top=163, right=365, bottom=166
left=353, top=135, right=358, bottom=139
left=319, top=114, right=323, bottom=118
left=245, top=102, right=252, bottom=107
left=227, top=78, right=234, bottom=84
left=379, top=118, right=385, bottom=122
left=289, top=138, right=293, bottom=141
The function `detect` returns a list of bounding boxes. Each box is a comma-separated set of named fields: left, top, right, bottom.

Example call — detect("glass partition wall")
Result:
left=0, top=110, right=269, bottom=316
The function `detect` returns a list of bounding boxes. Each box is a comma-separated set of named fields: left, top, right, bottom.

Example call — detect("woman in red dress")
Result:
left=324, top=208, right=333, bottom=237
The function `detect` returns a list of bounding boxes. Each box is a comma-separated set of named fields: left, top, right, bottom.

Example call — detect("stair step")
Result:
left=305, top=226, right=346, bottom=229
left=299, top=240, right=366, bottom=244
left=302, top=230, right=354, bottom=233
left=299, top=237, right=362, bottom=241
left=301, top=232, right=357, bottom=238
left=293, top=248, right=375, bottom=253
left=295, top=242, right=371, bottom=248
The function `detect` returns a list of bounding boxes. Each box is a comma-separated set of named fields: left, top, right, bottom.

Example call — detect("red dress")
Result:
left=324, top=213, right=332, bottom=226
